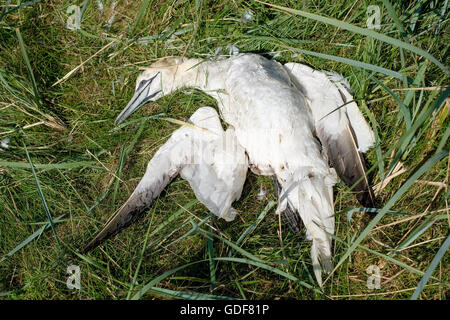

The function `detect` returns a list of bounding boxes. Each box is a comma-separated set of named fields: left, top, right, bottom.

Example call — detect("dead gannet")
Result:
left=88, top=54, right=375, bottom=287
left=84, top=107, right=248, bottom=252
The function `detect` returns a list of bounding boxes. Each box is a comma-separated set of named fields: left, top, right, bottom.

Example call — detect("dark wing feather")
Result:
left=272, top=176, right=302, bottom=233
left=317, top=121, right=375, bottom=207
left=83, top=190, right=157, bottom=253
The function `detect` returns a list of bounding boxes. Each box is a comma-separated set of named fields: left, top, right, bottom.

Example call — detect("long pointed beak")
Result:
left=114, top=72, right=161, bottom=125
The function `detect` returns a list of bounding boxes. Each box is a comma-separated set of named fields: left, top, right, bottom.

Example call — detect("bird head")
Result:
left=114, top=56, right=190, bottom=125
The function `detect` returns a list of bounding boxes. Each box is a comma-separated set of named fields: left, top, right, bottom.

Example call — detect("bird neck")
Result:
left=170, top=59, right=225, bottom=93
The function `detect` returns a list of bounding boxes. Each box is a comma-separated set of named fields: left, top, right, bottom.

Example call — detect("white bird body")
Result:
left=86, top=53, right=375, bottom=287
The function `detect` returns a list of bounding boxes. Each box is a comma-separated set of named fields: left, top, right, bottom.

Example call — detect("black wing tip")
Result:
left=281, top=206, right=302, bottom=233
left=355, top=185, right=376, bottom=208
left=272, top=176, right=302, bottom=233
left=82, top=238, right=102, bottom=254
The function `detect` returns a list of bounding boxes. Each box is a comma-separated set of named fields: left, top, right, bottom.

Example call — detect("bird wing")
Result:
left=83, top=141, right=184, bottom=253
left=84, top=107, right=246, bottom=252
left=180, top=126, right=248, bottom=222
left=284, top=63, right=375, bottom=206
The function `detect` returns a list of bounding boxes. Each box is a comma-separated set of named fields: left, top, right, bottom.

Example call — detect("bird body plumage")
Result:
left=86, top=53, right=375, bottom=287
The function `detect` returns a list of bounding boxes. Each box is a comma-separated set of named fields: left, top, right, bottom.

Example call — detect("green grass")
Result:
left=0, top=0, right=448, bottom=300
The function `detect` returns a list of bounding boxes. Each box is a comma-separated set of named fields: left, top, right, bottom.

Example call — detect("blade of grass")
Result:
left=132, top=0, right=151, bottom=35
left=132, top=260, right=203, bottom=299
left=331, top=233, right=439, bottom=280
left=111, top=113, right=165, bottom=131
left=0, top=160, right=97, bottom=170
left=0, top=0, right=11, bottom=21
left=148, top=286, right=239, bottom=300
left=0, top=215, right=65, bottom=263
left=388, top=86, right=449, bottom=173
left=197, top=228, right=265, bottom=264
left=394, top=215, right=446, bottom=251
left=207, top=214, right=216, bottom=294
left=145, top=199, right=198, bottom=250
left=23, top=139, right=61, bottom=247
left=16, top=28, right=39, bottom=102
left=410, top=235, right=450, bottom=300
left=236, top=200, right=275, bottom=246
left=126, top=206, right=156, bottom=299
left=346, top=207, right=407, bottom=223
left=79, top=0, right=89, bottom=22
left=381, top=0, right=409, bottom=40
left=151, top=216, right=210, bottom=252
left=257, top=1, right=450, bottom=75
left=279, top=44, right=406, bottom=81
left=112, top=144, right=126, bottom=206
left=0, top=0, right=41, bottom=22
left=133, top=256, right=322, bottom=300
left=52, top=39, right=118, bottom=86
left=371, top=76, right=411, bottom=129
left=214, top=257, right=322, bottom=294
left=333, top=149, right=449, bottom=275
left=124, top=117, right=148, bottom=157
left=436, top=126, right=450, bottom=154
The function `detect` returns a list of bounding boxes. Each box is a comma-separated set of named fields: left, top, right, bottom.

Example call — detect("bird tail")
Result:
left=294, top=172, right=335, bottom=287
left=83, top=147, right=181, bottom=253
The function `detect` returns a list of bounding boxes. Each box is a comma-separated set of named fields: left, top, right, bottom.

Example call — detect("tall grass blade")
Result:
left=371, top=76, right=411, bottom=128
left=80, top=0, right=89, bottom=22
left=198, top=228, right=265, bottom=263
left=154, top=216, right=210, bottom=251
left=214, top=257, right=322, bottom=294
left=331, top=233, right=436, bottom=280
left=148, top=286, right=238, bottom=300
left=411, top=235, right=450, bottom=300
left=436, top=127, right=450, bottom=154
left=16, top=28, right=39, bottom=102
left=334, top=149, right=449, bottom=273
left=258, top=1, right=450, bottom=75
left=381, top=0, right=409, bottom=40
left=280, top=45, right=405, bottom=80
left=0, top=0, right=41, bottom=22
left=0, top=160, right=97, bottom=170
left=346, top=207, right=407, bottom=223
left=112, top=144, right=126, bottom=206
left=207, top=215, right=216, bottom=294
left=236, top=200, right=275, bottom=246
left=145, top=200, right=198, bottom=250
left=132, top=260, right=203, bottom=299
left=133, top=0, right=151, bottom=35
left=0, top=0, right=11, bottom=21
left=0, top=215, right=65, bottom=263
left=127, top=208, right=155, bottom=299
left=395, top=215, right=446, bottom=251
left=388, top=86, right=449, bottom=173
left=23, top=140, right=61, bottom=246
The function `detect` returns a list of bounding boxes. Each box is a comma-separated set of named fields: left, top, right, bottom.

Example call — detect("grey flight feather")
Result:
left=83, top=173, right=176, bottom=253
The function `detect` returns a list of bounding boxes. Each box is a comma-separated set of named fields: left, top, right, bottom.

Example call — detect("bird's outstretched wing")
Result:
left=83, top=142, right=182, bottom=253
left=84, top=107, right=248, bottom=252
left=284, top=63, right=375, bottom=206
